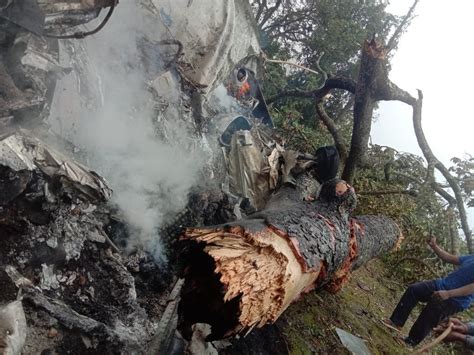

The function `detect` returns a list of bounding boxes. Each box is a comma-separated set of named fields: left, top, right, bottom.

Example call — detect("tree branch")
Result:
left=412, top=91, right=472, bottom=251
left=316, top=101, right=348, bottom=162
left=258, top=0, right=282, bottom=30
left=264, top=56, right=322, bottom=76
left=394, top=172, right=457, bottom=206
left=254, top=0, right=266, bottom=25
left=374, top=80, right=417, bottom=106
left=342, top=39, right=387, bottom=183
left=267, top=77, right=356, bottom=104
left=387, top=0, right=420, bottom=52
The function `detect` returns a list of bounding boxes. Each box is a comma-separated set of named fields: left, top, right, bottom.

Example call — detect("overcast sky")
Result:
left=373, top=0, right=474, bottom=160
left=372, top=0, right=474, bottom=225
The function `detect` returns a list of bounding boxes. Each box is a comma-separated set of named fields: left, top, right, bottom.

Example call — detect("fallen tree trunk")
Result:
left=178, top=180, right=402, bottom=339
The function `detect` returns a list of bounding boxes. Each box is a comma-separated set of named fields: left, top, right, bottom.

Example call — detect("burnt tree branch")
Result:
left=342, top=39, right=388, bottom=184
left=177, top=180, right=401, bottom=339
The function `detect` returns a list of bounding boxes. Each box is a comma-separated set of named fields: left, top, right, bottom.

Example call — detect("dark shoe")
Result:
left=404, top=337, right=417, bottom=347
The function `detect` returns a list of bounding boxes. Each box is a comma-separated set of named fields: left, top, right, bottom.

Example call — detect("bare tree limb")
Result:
left=263, top=56, right=322, bottom=76
left=412, top=91, right=472, bottom=251
left=254, top=0, right=267, bottom=25
left=316, top=101, right=348, bottom=162
left=258, top=0, right=283, bottom=30
left=386, top=0, right=420, bottom=52
left=314, top=52, right=328, bottom=83
left=374, top=80, right=417, bottom=106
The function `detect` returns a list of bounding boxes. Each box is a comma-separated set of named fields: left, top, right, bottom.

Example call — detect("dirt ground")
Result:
left=279, top=259, right=471, bottom=355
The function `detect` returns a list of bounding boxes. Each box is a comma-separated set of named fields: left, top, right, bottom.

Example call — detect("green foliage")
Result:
left=449, top=154, right=474, bottom=207
left=300, top=0, right=399, bottom=77
left=354, top=146, right=465, bottom=282
left=272, top=105, right=330, bottom=153
left=254, top=0, right=405, bottom=169
left=257, top=0, right=402, bottom=123
left=252, top=1, right=466, bottom=283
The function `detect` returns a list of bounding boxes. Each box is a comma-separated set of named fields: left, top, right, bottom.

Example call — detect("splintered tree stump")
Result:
left=178, top=179, right=402, bottom=339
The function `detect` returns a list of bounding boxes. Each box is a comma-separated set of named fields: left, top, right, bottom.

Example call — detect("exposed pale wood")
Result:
left=178, top=180, right=402, bottom=339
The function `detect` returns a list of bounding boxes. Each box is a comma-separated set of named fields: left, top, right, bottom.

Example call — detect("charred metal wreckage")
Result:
left=0, top=1, right=401, bottom=354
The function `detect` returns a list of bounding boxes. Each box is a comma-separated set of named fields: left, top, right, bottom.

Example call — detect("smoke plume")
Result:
left=50, top=1, right=206, bottom=261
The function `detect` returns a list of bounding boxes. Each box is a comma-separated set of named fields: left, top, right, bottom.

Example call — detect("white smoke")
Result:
left=50, top=1, right=206, bottom=261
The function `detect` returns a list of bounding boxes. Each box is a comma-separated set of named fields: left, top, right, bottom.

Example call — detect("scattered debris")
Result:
left=0, top=299, right=27, bottom=355
left=186, top=323, right=218, bottom=355
left=336, top=327, right=371, bottom=355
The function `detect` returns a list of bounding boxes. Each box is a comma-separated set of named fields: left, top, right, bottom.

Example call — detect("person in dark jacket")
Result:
left=386, top=236, right=474, bottom=346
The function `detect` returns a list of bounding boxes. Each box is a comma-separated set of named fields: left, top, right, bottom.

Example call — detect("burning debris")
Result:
left=0, top=131, right=159, bottom=353
left=0, top=1, right=404, bottom=354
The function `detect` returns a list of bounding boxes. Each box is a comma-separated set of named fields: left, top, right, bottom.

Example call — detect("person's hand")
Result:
left=433, top=321, right=449, bottom=334
left=427, top=235, right=437, bottom=249
left=433, top=290, right=451, bottom=301
left=442, top=331, right=467, bottom=343
left=450, top=318, right=469, bottom=334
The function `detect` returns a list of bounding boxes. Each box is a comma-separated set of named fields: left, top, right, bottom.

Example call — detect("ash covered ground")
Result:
left=0, top=1, right=286, bottom=353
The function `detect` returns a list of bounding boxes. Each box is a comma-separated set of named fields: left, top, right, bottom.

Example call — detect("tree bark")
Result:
left=316, top=101, right=348, bottom=163
left=447, top=207, right=460, bottom=255
left=412, top=91, right=473, bottom=252
left=177, top=180, right=401, bottom=339
left=342, top=39, right=388, bottom=184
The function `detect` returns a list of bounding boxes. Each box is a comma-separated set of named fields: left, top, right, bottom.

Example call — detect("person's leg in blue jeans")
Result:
left=389, top=280, right=436, bottom=328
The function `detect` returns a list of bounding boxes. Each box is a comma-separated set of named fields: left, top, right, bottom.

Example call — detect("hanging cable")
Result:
left=43, top=0, right=118, bottom=39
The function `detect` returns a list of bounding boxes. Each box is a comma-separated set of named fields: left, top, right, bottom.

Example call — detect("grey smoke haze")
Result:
left=52, top=2, right=206, bottom=260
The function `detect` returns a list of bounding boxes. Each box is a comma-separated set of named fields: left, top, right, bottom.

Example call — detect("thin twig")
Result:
left=388, top=257, right=440, bottom=278
left=387, top=0, right=420, bottom=52
left=262, top=53, right=321, bottom=77
left=413, top=321, right=453, bottom=354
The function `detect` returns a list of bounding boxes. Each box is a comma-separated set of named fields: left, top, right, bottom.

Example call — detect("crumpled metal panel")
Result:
left=150, top=0, right=261, bottom=93
left=0, top=131, right=112, bottom=202
left=228, top=129, right=269, bottom=211
left=0, top=0, right=44, bottom=35
left=0, top=0, right=114, bottom=35
left=226, top=125, right=318, bottom=212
